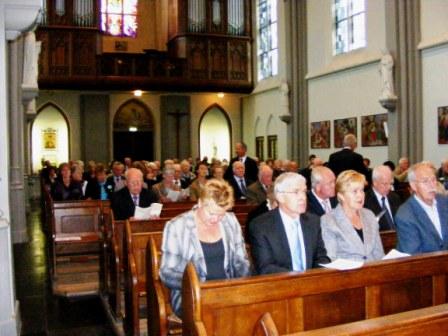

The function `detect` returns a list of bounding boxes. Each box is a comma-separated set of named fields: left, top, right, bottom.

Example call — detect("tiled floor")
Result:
left=14, top=201, right=115, bottom=336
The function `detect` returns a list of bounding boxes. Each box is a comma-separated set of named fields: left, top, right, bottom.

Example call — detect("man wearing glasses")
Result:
left=364, top=165, right=402, bottom=231
left=249, top=172, right=330, bottom=275
left=395, top=162, right=448, bottom=254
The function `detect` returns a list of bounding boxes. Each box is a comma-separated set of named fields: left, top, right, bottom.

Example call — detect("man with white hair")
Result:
left=364, top=165, right=402, bottom=230
left=395, top=162, right=448, bottom=254
left=111, top=168, right=159, bottom=220
left=249, top=172, right=330, bottom=274
left=394, top=157, right=410, bottom=182
left=226, top=160, right=254, bottom=200
left=307, top=166, right=338, bottom=216
left=246, top=165, right=273, bottom=205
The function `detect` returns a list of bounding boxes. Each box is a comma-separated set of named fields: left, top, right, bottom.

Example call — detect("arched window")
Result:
left=100, top=0, right=138, bottom=37
left=199, top=105, right=232, bottom=161
left=32, top=104, right=70, bottom=173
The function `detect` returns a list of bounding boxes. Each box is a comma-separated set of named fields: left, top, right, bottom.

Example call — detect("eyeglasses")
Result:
left=278, top=189, right=306, bottom=195
left=415, top=177, right=437, bottom=185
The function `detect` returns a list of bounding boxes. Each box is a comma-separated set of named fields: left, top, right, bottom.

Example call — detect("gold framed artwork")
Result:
left=361, top=114, right=388, bottom=147
left=334, top=117, right=357, bottom=148
left=42, top=128, right=57, bottom=150
left=310, top=121, right=331, bottom=149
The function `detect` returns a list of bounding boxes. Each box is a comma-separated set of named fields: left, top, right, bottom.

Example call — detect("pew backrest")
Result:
left=258, top=303, right=448, bottom=336
left=182, top=252, right=448, bottom=336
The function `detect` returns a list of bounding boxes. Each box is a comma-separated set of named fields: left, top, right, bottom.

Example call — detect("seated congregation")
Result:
left=40, top=134, right=448, bottom=335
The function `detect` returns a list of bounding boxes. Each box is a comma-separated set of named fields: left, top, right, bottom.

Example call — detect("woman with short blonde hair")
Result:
left=321, top=170, right=384, bottom=262
left=160, top=178, right=250, bottom=318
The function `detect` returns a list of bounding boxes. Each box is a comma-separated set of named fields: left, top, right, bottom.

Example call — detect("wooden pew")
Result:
left=50, top=200, right=103, bottom=296
left=181, top=251, right=448, bottom=336
left=146, top=233, right=182, bottom=336
left=380, top=230, right=397, bottom=254
left=125, top=219, right=172, bottom=336
left=256, top=304, right=448, bottom=336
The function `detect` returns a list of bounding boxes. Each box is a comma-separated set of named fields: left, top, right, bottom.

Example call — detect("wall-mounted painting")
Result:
left=310, top=121, right=331, bottom=148
left=361, top=113, right=388, bottom=146
left=334, top=117, right=357, bottom=148
left=42, top=128, right=57, bottom=150
left=438, top=106, right=448, bottom=144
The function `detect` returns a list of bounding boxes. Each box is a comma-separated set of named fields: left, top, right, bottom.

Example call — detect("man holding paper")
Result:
left=112, top=168, right=159, bottom=220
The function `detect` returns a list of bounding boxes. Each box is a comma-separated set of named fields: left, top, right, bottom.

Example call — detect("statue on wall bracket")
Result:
left=379, top=51, right=398, bottom=112
left=279, top=79, right=292, bottom=124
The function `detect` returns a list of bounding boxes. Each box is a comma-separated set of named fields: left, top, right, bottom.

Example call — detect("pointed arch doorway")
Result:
left=113, top=99, right=154, bottom=161
left=199, top=104, right=232, bottom=161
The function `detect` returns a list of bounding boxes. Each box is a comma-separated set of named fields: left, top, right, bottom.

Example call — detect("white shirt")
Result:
left=279, top=208, right=307, bottom=271
left=373, top=189, right=392, bottom=214
left=413, top=195, right=442, bottom=239
left=312, top=190, right=332, bottom=214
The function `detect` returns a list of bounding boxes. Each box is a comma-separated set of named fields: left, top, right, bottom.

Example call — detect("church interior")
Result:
left=1, top=0, right=448, bottom=335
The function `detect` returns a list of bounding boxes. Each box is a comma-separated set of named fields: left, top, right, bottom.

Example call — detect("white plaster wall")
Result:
left=307, top=0, right=386, bottom=78
left=420, top=0, right=448, bottom=47
left=308, top=62, right=388, bottom=167
left=421, top=44, right=448, bottom=165
left=36, top=91, right=82, bottom=160
left=242, top=88, right=287, bottom=160
left=242, top=0, right=288, bottom=160
left=109, top=93, right=161, bottom=160
left=306, top=0, right=389, bottom=167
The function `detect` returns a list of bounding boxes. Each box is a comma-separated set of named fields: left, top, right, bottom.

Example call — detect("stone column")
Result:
left=385, top=0, right=422, bottom=163
left=285, top=0, right=308, bottom=164
left=8, top=35, right=28, bottom=243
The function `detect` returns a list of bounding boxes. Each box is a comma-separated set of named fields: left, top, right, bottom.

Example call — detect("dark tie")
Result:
left=239, top=178, right=247, bottom=195
left=116, top=176, right=120, bottom=184
left=132, top=195, right=139, bottom=206
left=381, top=196, right=395, bottom=229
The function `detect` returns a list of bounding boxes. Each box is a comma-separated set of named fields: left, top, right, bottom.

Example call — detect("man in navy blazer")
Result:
left=307, top=166, right=338, bottom=216
left=249, top=172, right=330, bottom=274
left=395, top=162, right=448, bottom=254
left=224, top=142, right=259, bottom=182
left=328, top=133, right=369, bottom=179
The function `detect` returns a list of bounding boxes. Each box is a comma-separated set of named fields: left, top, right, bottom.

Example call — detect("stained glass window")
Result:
left=334, top=0, right=365, bottom=55
left=101, top=0, right=138, bottom=37
left=257, top=0, right=278, bottom=81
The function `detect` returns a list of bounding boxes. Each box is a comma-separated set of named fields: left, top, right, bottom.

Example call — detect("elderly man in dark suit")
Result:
left=226, top=161, right=253, bottom=200
left=106, top=161, right=126, bottom=192
left=111, top=168, right=159, bottom=220
left=307, top=166, right=338, bottom=216
left=224, top=142, right=259, bottom=182
left=249, top=172, right=330, bottom=274
left=328, top=133, right=369, bottom=179
left=364, top=165, right=402, bottom=231
left=396, top=162, right=448, bottom=254
left=246, top=164, right=273, bottom=205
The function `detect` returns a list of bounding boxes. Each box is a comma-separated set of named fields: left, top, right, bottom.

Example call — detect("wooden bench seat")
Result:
left=51, top=202, right=103, bottom=297
left=256, top=303, right=448, bottom=336
left=181, top=251, right=448, bottom=336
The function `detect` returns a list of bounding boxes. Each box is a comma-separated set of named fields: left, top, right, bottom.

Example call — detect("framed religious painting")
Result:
left=361, top=114, right=388, bottom=146
left=42, top=128, right=57, bottom=150
left=333, top=117, right=357, bottom=148
left=438, top=106, right=448, bottom=144
left=310, top=120, right=331, bottom=149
